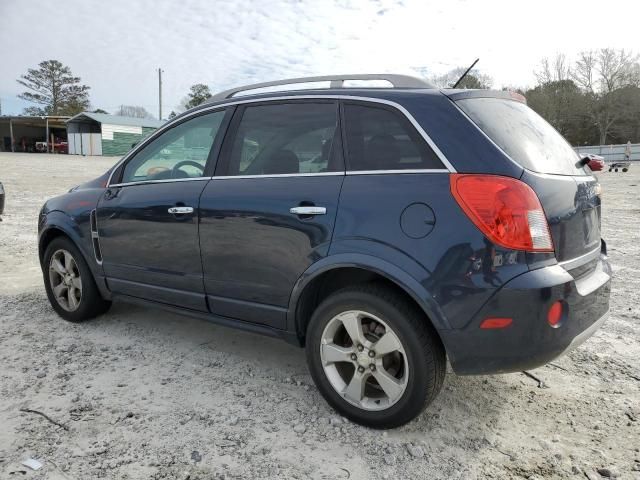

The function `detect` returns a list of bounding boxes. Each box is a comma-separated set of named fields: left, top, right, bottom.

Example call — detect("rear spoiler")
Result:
left=442, top=89, right=527, bottom=104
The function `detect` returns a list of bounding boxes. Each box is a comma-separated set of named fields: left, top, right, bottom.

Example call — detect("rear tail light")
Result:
left=450, top=174, right=554, bottom=252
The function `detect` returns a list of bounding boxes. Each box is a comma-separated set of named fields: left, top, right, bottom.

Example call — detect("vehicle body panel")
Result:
left=199, top=175, right=344, bottom=329
left=331, top=173, right=530, bottom=331
left=96, top=181, right=209, bottom=311
left=440, top=253, right=611, bottom=374
left=521, top=170, right=601, bottom=263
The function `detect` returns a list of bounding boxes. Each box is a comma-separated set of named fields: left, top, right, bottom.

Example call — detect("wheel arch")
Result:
left=38, top=212, right=111, bottom=299
left=287, top=254, right=450, bottom=346
left=39, top=225, right=71, bottom=263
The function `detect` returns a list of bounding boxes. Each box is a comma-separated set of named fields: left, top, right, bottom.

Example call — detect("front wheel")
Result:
left=43, top=237, right=111, bottom=322
left=305, top=284, right=445, bottom=429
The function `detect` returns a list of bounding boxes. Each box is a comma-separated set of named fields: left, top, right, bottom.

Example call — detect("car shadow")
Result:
left=92, top=299, right=513, bottom=440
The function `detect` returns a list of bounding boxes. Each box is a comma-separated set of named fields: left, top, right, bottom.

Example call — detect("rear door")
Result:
left=455, top=96, right=601, bottom=266
left=199, top=101, right=344, bottom=329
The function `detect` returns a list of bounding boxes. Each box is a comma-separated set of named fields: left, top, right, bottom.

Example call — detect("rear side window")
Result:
left=457, top=98, right=587, bottom=176
left=343, top=103, right=443, bottom=171
left=223, top=102, right=340, bottom=176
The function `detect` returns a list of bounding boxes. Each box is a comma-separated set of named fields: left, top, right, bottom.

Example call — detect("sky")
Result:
left=1, top=0, right=639, bottom=117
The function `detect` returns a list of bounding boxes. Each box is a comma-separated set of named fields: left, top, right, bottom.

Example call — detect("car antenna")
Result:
left=451, top=58, right=480, bottom=88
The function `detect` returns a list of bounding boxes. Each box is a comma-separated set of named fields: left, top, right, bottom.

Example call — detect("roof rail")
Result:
left=208, top=74, right=434, bottom=102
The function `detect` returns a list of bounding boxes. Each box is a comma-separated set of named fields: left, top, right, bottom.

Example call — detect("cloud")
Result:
left=1, top=0, right=639, bottom=116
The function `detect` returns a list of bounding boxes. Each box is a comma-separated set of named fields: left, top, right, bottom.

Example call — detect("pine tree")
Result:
left=17, top=60, right=90, bottom=116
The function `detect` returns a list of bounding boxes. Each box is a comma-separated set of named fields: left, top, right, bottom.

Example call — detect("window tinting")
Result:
left=343, top=104, right=443, bottom=171
left=121, top=110, right=225, bottom=183
left=225, top=103, right=340, bottom=176
left=457, top=97, right=587, bottom=176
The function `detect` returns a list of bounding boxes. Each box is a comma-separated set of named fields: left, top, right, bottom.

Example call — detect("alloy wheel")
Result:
left=48, top=249, right=82, bottom=312
left=320, top=310, right=409, bottom=411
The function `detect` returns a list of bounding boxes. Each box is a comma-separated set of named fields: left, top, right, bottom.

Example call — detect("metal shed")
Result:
left=66, top=112, right=164, bottom=156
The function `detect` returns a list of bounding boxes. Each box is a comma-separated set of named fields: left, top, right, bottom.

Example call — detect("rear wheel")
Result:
left=305, top=284, right=445, bottom=428
left=623, top=168, right=628, bottom=172
left=43, top=237, right=111, bottom=322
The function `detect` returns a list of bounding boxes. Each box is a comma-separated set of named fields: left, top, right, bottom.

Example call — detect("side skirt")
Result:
left=111, top=293, right=302, bottom=347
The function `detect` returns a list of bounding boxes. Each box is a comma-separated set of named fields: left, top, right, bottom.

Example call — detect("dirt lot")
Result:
left=0, top=153, right=638, bottom=480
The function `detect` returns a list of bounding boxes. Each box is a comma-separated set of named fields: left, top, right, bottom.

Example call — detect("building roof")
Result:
left=67, top=112, right=164, bottom=128
left=0, top=115, right=70, bottom=128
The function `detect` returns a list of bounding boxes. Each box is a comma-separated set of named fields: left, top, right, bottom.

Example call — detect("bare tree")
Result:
left=116, top=105, right=154, bottom=119
left=535, top=54, right=570, bottom=84
left=570, top=49, right=640, bottom=144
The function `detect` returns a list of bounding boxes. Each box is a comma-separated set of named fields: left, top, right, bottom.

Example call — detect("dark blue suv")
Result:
left=38, top=74, right=611, bottom=428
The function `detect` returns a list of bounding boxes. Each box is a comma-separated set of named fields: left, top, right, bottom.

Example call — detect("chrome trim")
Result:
left=558, top=246, right=601, bottom=271
left=106, top=94, right=457, bottom=187
left=109, top=176, right=210, bottom=188
left=346, top=169, right=450, bottom=175
left=210, top=172, right=344, bottom=180
left=90, top=209, right=103, bottom=265
left=290, top=206, right=326, bottom=215
left=168, top=206, right=194, bottom=214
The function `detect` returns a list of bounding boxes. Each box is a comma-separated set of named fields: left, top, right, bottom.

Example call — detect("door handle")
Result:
left=168, top=206, right=194, bottom=214
left=289, top=206, right=326, bottom=215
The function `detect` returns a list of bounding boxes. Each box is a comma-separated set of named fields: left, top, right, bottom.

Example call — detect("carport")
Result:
left=0, top=115, right=69, bottom=152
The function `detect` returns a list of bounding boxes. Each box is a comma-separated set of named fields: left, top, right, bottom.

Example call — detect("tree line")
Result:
left=15, top=50, right=640, bottom=145
left=14, top=60, right=210, bottom=120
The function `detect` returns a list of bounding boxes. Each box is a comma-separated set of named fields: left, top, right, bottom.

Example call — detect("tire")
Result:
left=623, top=168, right=628, bottom=172
left=609, top=168, right=612, bottom=172
left=615, top=168, right=619, bottom=172
left=305, top=284, right=445, bottom=429
left=43, top=236, right=111, bottom=322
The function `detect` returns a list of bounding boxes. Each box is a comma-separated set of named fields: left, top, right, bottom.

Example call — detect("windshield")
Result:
left=457, top=97, right=588, bottom=176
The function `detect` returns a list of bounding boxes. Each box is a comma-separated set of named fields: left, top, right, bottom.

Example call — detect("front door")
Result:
left=96, top=109, right=230, bottom=311
left=199, top=101, right=344, bottom=328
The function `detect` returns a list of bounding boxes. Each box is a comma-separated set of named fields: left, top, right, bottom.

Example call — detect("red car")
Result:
left=581, top=153, right=605, bottom=171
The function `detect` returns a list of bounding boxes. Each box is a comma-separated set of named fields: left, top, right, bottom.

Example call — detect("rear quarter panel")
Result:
left=330, top=173, right=530, bottom=331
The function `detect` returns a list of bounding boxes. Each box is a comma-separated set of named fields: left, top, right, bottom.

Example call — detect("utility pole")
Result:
left=158, top=68, right=163, bottom=120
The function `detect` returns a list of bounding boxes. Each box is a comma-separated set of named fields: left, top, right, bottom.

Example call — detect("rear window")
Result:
left=457, top=97, right=587, bottom=176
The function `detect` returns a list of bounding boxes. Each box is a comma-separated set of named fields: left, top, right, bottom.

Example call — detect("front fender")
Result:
left=286, top=252, right=452, bottom=338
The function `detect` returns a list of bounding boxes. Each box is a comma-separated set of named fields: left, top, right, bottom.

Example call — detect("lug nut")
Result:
left=368, top=350, right=375, bottom=358
left=369, top=364, right=376, bottom=371
left=358, top=366, right=365, bottom=373
left=351, top=353, right=357, bottom=361
left=357, top=344, right=364, bottom=352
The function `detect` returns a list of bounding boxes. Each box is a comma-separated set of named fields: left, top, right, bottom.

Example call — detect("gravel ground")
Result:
left=0, top=153, right=638, bottom=480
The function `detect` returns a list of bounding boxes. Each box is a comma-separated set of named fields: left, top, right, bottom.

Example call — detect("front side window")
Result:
left=121, top=110, right=226, bottom=183
left=343, top=103, right=443, bottom=171
left=223, top=102, right=340, bottom=176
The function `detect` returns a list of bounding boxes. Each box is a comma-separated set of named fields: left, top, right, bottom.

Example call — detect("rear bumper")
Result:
left=440, top=254, right=611, bottom=375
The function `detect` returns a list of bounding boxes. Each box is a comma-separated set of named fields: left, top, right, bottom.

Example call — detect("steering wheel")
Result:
left=171, top=160, right=205, bottom=178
